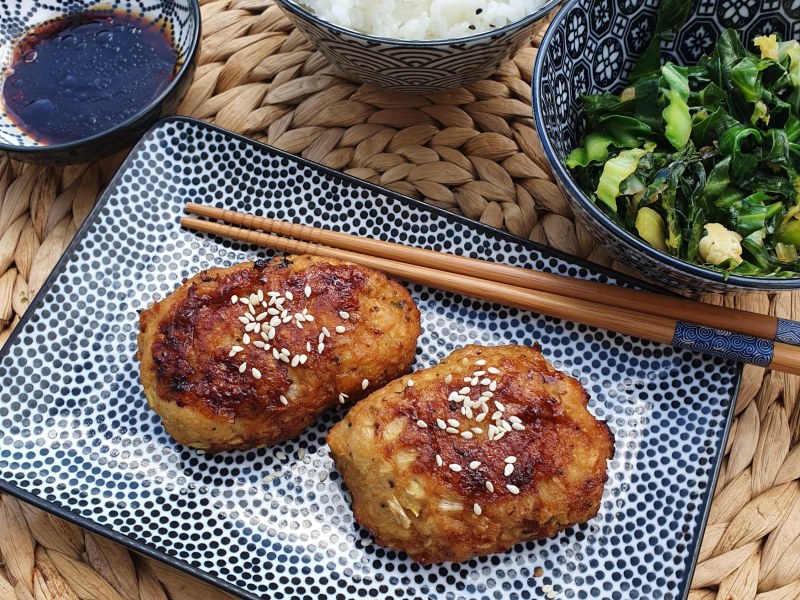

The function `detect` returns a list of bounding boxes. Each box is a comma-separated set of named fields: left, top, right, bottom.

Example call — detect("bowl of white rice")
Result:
left=275, top=0, right=560, bottom=93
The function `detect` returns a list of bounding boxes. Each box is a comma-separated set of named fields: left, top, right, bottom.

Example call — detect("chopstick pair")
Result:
left=181, top=203, right=800, bottom=376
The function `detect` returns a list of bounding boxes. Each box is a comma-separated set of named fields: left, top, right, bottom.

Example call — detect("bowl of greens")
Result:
left=533, top=0, right=800, bottom=293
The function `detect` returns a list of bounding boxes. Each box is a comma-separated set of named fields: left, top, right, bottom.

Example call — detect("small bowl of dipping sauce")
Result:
left=0, top=0, right=201, bottom=165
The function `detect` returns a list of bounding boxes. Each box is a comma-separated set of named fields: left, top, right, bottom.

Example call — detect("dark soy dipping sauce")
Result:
left=1, top=11, right=177, bottom=145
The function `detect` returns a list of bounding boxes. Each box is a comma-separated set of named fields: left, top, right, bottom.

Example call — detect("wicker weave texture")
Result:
left=0, top=1, right=799, bottom=598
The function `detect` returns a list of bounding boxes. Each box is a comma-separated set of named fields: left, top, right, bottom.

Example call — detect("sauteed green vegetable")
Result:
left=567, top=29, right=800, bottom=276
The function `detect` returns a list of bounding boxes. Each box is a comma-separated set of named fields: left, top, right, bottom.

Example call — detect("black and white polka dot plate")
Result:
left=0, top=118, right=739, bottom=600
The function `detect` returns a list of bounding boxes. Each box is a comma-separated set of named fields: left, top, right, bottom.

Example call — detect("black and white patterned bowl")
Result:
left=274, top=0, right=561, bottom=94
left=0, top=0, right=201, bottom=165
left=533, top=0, right=800, bottom=294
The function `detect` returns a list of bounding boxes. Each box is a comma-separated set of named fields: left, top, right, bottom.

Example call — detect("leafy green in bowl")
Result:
left=567, top=30, right=800, bottom=277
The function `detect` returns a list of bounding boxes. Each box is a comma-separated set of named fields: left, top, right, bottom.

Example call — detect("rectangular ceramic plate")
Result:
left=0, top=118, right=738, bottom=600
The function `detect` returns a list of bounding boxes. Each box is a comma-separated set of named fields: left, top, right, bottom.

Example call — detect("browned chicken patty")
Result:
left=327, top=344, right=615, bottom=564
left=137, top=255, right=421, bottom=452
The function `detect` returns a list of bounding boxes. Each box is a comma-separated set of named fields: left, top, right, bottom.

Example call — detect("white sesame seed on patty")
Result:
left=436, top=454, right=443, bottom=467
left=504, top=464, right=514, bottom=477
left=489, top=381, right=497, bottom=391
left=470, top=377, right=479, bottom=386
left=268, top=328, right=276, bottom=340
left=249, top=293, right=259, bottom=305
left=279, top=395, right=288, bottom=405
left=448, top=391, right=460, bottom=402
left=299, top=354, right=308, bottom=365
left=473, top=503, right=482, bottom=516
left=469, top=461, right=481, bottom=470
left=239, top=362, right=247, bottom=373
left=512, top=423, right=525, bottom=431
left=295, top=313, right=305, bottom=322
left=243, top=333, right=251, bottom=344
left=238, top=316, right=250, bottom=325
left=304, top=285, right=312, bottom=297
left=269, top=316, right=281, bottom=327
left=253, top=341, right=266, bottom=349
left=459, top=387, right=470, bottom=395
left=475, top=413, right=486, bottom=423
left=285, top=291, right=294, bottom=301
left=256, top=312, right=268, bottom=322
left=475, top=359, right=486, bottom=366
left=272, top=348, right=281, bottom=360
left=416, top=420, right=427, bottom=428
left=317, top=343, right=325, bottom=353
left=306, top=341, right=312, bottom=353
left=231, top=295, right=238, bottom=304
left=252, top=368, right=262, bottom=379
left=257, top=289, right=264, bottom=302
left=291, top=355, right=300, bottom=367
left=322, top=327, right=331, bottom=337
left=506, top=484, right=520, bottom=495
left=487, top=367, right=501, bottom=375
left=447, top=418, right=460, bottom=427
left=446, top=427, right=459, bottom=434
left=448, top=464, right=462, bottom=472
left=473, top=370, right=485, bottom=377
left=406, top=379, right=414, bottom=387
left=338, top=392, right=348, bottom=404
left=494, top=400, right=506, bottom=411
left=471, top=427, right=483, bottom=434
left=436, top=418, right=447, bottom=429
left=240, top=297, right=250, bottom=305
left=509, top=416, right=522, bottom=424
left=485, top=481, right=494, bottom=493
left=267, top=307, right=279, bottom=316
left=444, top=374, right=453, bottom=384
left=305, top=314, right=314, bottom=322
left=339, top=311, right=350, bottom=319
left=335, top=325, right=346, bottom=334
left=505, top=456, right=517, bottom=463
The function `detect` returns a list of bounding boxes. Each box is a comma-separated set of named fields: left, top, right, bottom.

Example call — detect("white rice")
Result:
left=298, top=0, right=547, bottom=40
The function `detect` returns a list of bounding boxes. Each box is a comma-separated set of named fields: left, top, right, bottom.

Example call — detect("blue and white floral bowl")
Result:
left=275, top=0, right=561, bottom=94
left=0, top=0, right=200, bottom=164
left=533, top=0, right=800, bottom=294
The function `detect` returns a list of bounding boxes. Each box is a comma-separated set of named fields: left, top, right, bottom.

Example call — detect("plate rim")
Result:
left=0, top=116, right=741, bottom=600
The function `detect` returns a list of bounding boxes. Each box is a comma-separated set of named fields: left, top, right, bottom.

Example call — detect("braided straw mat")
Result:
left=1, top=1, right=800, bottom=599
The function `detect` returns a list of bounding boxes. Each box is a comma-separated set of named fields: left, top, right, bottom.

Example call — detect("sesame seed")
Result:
left=459, top=387, right=470, bottom=395
left=273, top=348, right=281, bottom=360
left=253, top=323, right=262, bottom=333
left=240, top=297, right=249, bottom=305
left=475, top=359, right=486, bottom=366
left=444, top=374, right=453, bottom=384
left=470, top=377, right=479, bottom=386
left=475, top=413, right=486, bottom=422
left=252, top=368, right=262, bottom=379
left=305, top=314, right=314, bottom=322
left=437, top=418, right=447, bottom=429
left=445, top=427, right=458, bottom=434
left=335, top=325, right=346, bottom=334
left=231, top=295, right=238, bottom=304
left=270, top=316, right=281, bottom=327
left=512, top=423, right=525, bottom=431
left=258, top=289, right=264, bottom=302
left=319, top=333, right=325, bottom=343
left=291, top=355, right=300, bottom=367
left=268, top=291, right=280, bottom=297
left=279, top=395, right=288, bottom=405
left=280, top=354, right=290, bottom=363
left=506, top=484, right=520, bottom=495
left=307, top=342, right=312, bottom=353
left=447, top=418, right=460, bottom=427
left=480, top=378, right=491, bottom=386
left=282, top=316, right=293, bottom=323
left=495, top=401, right=506, bottom=411
left=436, top=454, right=443, bottom=467
left=239, top=362, right=247, bottom=373
left=249, top=293, right=259, bottom=305
left=469, top=461, right=481, bottom=469
left=509, top=416, right=522, bottom=424
left=256, top=312, right=268, bottom=321
left=231, top=345, right=243, bottom=353
left=505, top=456, right=517, bottom=463
left=318, top=343, right=325, bottom=353
left=462, top=358, right=469, bottom=366
left=261, top=330, right=271, bottom=341
left=471, top=427, right=483, bottom=434
left=489, top=381, right=497, bottom=391
left=362, top=379, right=369, bottom=390
left=448, top=391, right=460, bottom=402
left=448, top=464, right=462, bottom=472
left=339, top=311, right=350, bottom=319
left=238, top=316, right=250, bottom=325
left=243, top=333, right=251, bottom=344
left=299, top=354, right=308, bottom=365
left=253, top=341, right=266, bottom=349
left=248, top=304, right=256, bottom=315
left=339, top=392, right=348, bottom=404
left=416, top=420, right=427, bottom=428
left=295, top=313, right=305, bottom=322
left=482, top=391, right=494, bottom=398
left=261, top=301, right=268, bottom=308
left=268, top=328, right=276, bottom=340
left=504, top=464, right=514, bottom=476
left=473, top=370, right=485, bottom=377
left=464, top=377, right=472, bottom=383
left=322, top=327, right=331, bottom=337
left=473, top=503, right=482, bottom=515
left=486, top=481, right=494, bottom=493
left=285, top=291, right=294, bottom=301
left=407, top=379, right=414, bottom=387
left=281, top=348, right=290, bottom=356
left=463, top=406, right=473, bottom=419
left=304, top=285, right=312, bottom=297
left=492, top=411, right=503, bottom=421
left=488, top=367, right=501, bottom=375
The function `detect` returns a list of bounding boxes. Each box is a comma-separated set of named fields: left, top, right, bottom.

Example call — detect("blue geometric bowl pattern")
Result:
left=275, top=0, right=561, bottom=94
left=533, top=0, right=800, bottom=293
left=0, top=0, right=199, bottom=149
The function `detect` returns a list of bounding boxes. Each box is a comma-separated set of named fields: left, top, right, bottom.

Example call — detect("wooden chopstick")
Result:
left=184, top=203, right=791, bottom=345
left=180, top=216, right=800, bottom=376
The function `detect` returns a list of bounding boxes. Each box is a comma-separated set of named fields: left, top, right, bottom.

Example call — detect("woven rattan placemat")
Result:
left=1, top=1, right=799, bottom=598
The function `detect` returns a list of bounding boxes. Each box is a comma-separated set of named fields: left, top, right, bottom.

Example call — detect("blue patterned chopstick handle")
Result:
left=672, top=321, right=774, bottom=366
left=776, top=319, right=800, bottom=346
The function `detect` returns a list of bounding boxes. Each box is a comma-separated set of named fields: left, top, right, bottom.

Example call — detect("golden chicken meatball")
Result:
left=137, top=255, right=421, bottom=452
left=327, top=344, right=614, bottom=564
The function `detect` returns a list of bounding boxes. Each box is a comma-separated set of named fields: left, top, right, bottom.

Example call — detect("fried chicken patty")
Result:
left=327, top=344, right=615, bottom=564
left=137, top=255, right=421, bottom=452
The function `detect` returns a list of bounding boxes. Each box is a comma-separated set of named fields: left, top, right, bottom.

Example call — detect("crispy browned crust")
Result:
left=327, top=344, right=615, bottom=564
left=137, top=255, right=421, bottom=452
